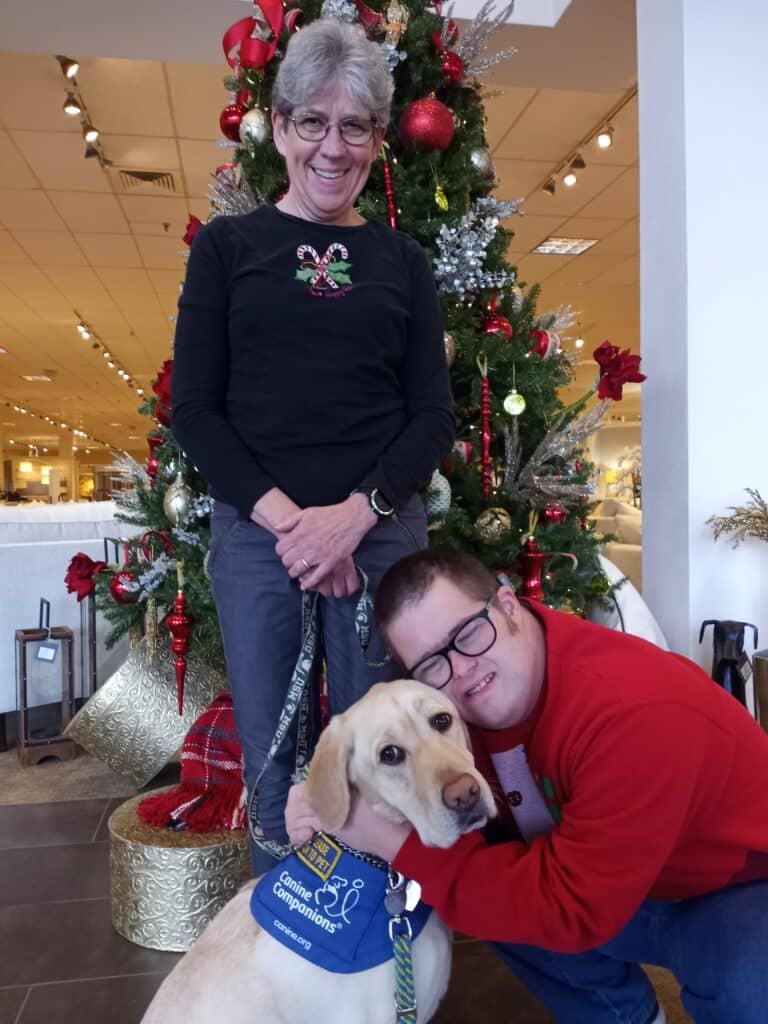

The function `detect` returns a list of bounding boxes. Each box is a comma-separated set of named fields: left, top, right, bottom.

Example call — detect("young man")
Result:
left=286, top=549, right=768, bottom=1024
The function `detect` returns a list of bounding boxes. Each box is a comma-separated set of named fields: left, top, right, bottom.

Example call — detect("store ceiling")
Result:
left=0, top=0, right=639, bottom=458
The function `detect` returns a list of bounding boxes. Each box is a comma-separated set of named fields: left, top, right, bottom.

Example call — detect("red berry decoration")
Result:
left=483, top=315, right=513, bottom=340
left=219, top=102, right=246, bottom=142
left=109, top=571, right=138, bottom=605
left=399, top=98, right=455, bottom=152
left=441, top=51, right=464, bottom=84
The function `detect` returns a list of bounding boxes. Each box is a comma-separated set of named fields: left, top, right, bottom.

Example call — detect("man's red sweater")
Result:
left=394, top=604, right=768, bottom=953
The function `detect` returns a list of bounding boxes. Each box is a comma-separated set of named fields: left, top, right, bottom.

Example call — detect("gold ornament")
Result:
left=503, top=388, right=526, bottom=416
left=163, top=472, right=193, bottom=527
left=434, top=184, right=449, bottom=211
left=444, top=331, right=456, bottom=366
left=239, top=107, right=270, bottom=146
left=475, top=507, right=512, bottom=543
left=384, top=0, right=410, bottom=45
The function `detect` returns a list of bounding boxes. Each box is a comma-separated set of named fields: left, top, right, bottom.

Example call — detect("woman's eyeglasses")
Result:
left=289, top=114, right=378, bottom=146
left=408, top=596, right=498, bottom=690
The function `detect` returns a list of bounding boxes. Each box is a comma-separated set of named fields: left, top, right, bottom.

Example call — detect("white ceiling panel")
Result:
left=12, top=230, right=87, bottom=266
left=575, top=166, right=638, bottom=219
left=0, top=230, right=32, bottom=262
left=0, top=189, right=66, bottom=231
left=75, top=232, right=142, bottom=268
left=104, top=134, right=180, bottom=171
left=10, top=130, right=111, bottom=192
left=135, top=234, right=188, bottom=270
left=77, top=58, right=175, bottom=137
left=48, top=190, right=130, bottom=233
left=494, top=89, right=625, bottom=162
left=166, top=62, right=229, bottom=141
left=179, top=138, right=229, bottom=198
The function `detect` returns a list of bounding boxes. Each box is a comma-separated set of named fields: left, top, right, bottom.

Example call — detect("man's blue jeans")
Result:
left=492, top=879, right=768, bottom=1022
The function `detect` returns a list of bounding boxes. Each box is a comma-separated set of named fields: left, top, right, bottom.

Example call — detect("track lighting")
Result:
left=574, top=337, right=584, bottom=349
left=84, top=141, right=100, bottom=159
left=596, top=126, right=614, bottom=149
left=563, top=170, right=577, bottom=188
left=56, top=55, right=79, bottom=79
left=82, top=122, right=99, bottom=143
left=542, top=178, right=556, bottom=197
left=63, top=92, right=81, bottom=116
left=569, top=153, right=586, bottom=171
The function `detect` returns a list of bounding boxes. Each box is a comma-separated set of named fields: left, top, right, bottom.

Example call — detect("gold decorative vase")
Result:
left=109, top=791, right=251, bottom=952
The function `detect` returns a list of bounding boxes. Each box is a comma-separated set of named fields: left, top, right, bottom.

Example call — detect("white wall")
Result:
left=637, top=0, right=768, bottom=665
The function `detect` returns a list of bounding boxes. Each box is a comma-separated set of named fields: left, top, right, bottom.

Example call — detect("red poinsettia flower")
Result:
left=152, top=358, right=173, bottom=427
left=593, top=341, right=646, bottom=401
left=182, top=215, right=203, bottom=247
left=65, top=552, right=106, bottom=602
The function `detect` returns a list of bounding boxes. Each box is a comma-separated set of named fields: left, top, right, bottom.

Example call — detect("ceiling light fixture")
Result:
left=569, top=153, right=586, bottom=171
left=596, top=126, right=614, bottom=149
left=82, top=122, right=99, bottom=143
left=574, top=336, right=585, bottom=349
left=563, top=170, right=577, bottom=188
left=84, top=141, right=100, bottom=159
left=56, top=55, right=80, bottom=79
left=63, top=92, right=81, bottom=116
left=542, top=178, right=556, bottom=196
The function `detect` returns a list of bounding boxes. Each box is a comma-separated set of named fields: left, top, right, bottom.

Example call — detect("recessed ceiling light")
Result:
left=20, top=374, right=54, bottom=382
left=532, top=237, right=599, bottom=256
left=0, top=346, right=7, bottom=355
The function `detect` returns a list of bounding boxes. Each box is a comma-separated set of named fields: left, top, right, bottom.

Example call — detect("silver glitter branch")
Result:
left=453, top=0, right=518, bottom=77
left=209, top=166, right=260, bottom=217
left=320, top=0, right=358, bottom=21
left=504, top=400, right=609, bottom=507
left=137, top=552, right=178, bottom=602
left=433, top=197, right=523, bottom=298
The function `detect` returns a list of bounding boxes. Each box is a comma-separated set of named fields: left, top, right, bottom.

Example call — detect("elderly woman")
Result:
left=171, top=20, right=454, bottom=873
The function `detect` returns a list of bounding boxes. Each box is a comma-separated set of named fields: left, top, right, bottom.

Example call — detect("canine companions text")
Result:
left=142, top=679, right=495, bottom=1024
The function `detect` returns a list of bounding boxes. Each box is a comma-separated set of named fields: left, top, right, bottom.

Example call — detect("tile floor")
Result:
left=0, top=796, right=560, bottom=1024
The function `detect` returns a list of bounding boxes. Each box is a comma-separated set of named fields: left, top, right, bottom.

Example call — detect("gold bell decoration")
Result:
left=163, top=472, right=194, bottom=527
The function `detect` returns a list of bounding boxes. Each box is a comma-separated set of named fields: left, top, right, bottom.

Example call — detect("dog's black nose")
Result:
left=442, top=774, right=480, bottom=812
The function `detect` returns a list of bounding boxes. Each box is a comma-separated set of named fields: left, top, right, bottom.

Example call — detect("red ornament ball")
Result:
left=483, top=315, right=513, bottom=340
left=399, top=98, right=455, bottom=152
left=109, top=571, right=138, bottom=605
left=541, top=503, right=568, bottom=525
left=219, top=102, right=246, bottom=143
left=441, top=51, right=464, bottom=84
left=530, top=328, right=550, bottom=358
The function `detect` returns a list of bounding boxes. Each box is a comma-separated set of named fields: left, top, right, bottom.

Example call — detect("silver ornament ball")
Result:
left=239, top=108, right=270, bottom=147
left=469, top=147, right=492, bottom=178
left=426, top=469, right=452, bottom=523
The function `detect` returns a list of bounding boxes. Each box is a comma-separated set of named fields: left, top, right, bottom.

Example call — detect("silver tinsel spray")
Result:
left=452, top=0, right=518, bottom=77
left=433, top=197, right=523, bottom=298
left=208, top=166, right=260, bottom=218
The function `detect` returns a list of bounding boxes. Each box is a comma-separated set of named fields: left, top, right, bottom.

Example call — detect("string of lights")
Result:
left=2, top=398, right=115, bottom=453
left=538, top=85, right=638, bottom=197
left=72, top=311, right=145, bottom=399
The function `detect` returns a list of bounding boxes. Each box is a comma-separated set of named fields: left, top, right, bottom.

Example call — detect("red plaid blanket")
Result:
left=138, top=690, right=247, bottom=832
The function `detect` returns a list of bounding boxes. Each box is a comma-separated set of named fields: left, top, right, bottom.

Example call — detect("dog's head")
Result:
left=305, top=679, right=496, bottom=848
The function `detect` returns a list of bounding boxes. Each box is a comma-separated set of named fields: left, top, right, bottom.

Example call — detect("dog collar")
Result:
left=251, top=832, right=431, bottom=974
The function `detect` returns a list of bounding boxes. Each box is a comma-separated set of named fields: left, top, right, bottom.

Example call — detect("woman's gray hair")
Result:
left=272, top=20, right=393, bottom=125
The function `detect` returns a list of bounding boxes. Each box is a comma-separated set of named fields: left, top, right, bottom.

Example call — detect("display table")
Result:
left=0, top=501, right=142, bottom=718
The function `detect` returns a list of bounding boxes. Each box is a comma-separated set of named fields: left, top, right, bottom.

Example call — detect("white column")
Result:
left=637, top=0, right=768, bottom=663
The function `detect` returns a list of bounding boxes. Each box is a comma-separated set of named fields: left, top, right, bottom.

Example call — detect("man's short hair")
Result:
left=374, top=549, right=499, bottom=651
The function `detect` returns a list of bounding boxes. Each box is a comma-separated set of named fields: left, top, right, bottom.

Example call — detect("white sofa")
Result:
left=592, top=498, right=643, bottom=592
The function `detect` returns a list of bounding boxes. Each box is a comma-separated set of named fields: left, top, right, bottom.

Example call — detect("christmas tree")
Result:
left=92, top=0, right=646, bottom=673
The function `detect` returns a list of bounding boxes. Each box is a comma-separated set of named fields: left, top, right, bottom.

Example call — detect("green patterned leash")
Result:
left=386, top=871, right=420, bottom=1023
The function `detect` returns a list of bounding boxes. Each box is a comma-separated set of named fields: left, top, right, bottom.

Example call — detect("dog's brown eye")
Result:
left=380, top=745, right=405, bottom=765
left=429, top=712, right=452, bottom=733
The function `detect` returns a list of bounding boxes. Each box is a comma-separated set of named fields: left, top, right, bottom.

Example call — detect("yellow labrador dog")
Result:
left=142, top=679, right=495, bottom=1024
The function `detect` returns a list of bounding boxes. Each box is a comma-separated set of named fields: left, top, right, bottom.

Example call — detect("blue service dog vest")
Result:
left=251, top=833, right=431, bottom=974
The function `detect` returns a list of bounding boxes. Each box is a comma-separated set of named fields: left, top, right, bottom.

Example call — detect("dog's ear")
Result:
left=305, top=715, right=352, bottom=832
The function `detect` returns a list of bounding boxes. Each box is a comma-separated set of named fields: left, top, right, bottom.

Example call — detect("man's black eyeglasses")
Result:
left=408, top=595, right=498, bottom=690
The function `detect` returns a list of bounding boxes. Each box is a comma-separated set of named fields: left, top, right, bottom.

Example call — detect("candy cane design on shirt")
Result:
left=295, top=243, right=352, bottom=292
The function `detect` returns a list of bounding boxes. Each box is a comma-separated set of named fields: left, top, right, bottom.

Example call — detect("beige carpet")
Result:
left=0, top=746, right=180, bottom=805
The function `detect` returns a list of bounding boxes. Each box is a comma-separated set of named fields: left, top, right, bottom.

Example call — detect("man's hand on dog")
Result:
left=286, top=782, right=412, bottom=863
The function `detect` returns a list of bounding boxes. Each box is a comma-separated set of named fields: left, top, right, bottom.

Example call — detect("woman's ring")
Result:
left=300, top=557, right=312, bottom=572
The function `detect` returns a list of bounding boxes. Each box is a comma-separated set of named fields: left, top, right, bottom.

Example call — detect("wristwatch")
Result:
left=354, top=486, right=395, bottom=518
